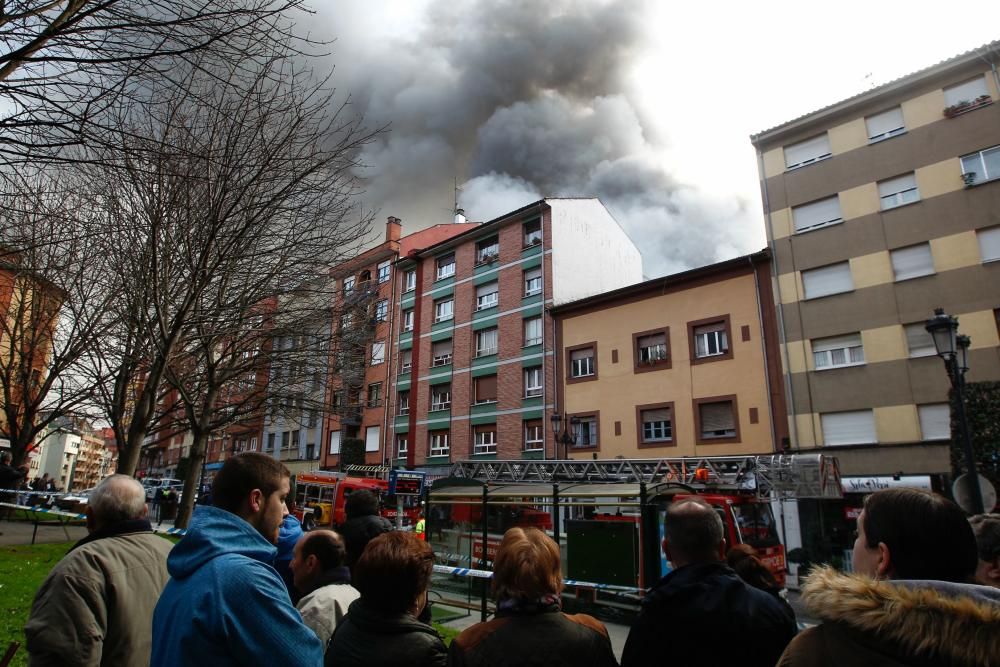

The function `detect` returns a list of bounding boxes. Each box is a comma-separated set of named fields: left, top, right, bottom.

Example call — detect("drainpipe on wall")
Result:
left=749, top=254, right=778, bottom=452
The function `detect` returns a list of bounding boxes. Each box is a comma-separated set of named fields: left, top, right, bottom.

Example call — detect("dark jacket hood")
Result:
left=166, top=505, right=276, bottom=579
left=802, top=565, right=1000, bottom=666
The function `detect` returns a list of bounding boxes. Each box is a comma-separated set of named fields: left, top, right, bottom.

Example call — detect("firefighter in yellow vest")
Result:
left=415, top=510, right=426, bottom=541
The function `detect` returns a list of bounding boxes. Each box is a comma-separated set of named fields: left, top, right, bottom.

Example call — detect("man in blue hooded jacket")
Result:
left=151, top=453, right=323, bottom=666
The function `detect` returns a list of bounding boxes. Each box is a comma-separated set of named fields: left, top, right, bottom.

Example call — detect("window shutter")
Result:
left=821, top=410, right=876, bottom=445
left=812, top=333, right=862, bottom=353
left=793, top=196, right=843, bottom=232
left=944, top=76, right=988, bottom=106
left=329, top=430, right=341, bottom=454
left=784, top=134, right=831, bottom=168
left=700, top=402, right=734, bottom=431
left=571, top=348, right=591, bottom=362
left=905, top=324, right=936, bottom=357
left=365, top=426, right=380, bottom=452
left=978, top=227, right=1000, bottom=262
left=475, top=375, right=498, bottom=401
left=878, top=173, right=917, bottom=199
left=476, top=282, right=497, bottom=298
left=643, top=408, right=671, bottom=423
left=891, top=244, right=934, bottom=281
left=638, top=333, right=665, bottom=348
left=918, top=404, right=950, bottom=441
left=865, top=107, right=904, bottom=140
left=433, top=340, right=453, bottom=356
left=802, top=262, right=853, bottom=298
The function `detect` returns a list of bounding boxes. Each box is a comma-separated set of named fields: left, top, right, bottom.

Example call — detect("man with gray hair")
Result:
left=622, top=498, right=796, bottom=667
left=25, top=474, right=173, bottom=666
left=970, top=513, right=1000, bottom=587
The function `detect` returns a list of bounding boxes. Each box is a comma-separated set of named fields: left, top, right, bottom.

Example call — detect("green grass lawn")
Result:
left=0, top=538, right=461, bottom=666
left=0, top=541, right=74, bottom=667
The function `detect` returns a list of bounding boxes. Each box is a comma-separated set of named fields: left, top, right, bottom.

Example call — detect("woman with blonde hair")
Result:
left=447, top=527, right=617, bottom=667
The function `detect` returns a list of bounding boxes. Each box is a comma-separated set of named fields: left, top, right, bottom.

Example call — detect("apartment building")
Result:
left=389, top=198, right=642, bottom=473
left=550, top=250, right=787, bottom=459
left=751, top=44, right=1000, bottom=492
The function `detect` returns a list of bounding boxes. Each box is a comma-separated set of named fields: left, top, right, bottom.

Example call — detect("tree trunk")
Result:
left=175, top=430, right=209, bottom=529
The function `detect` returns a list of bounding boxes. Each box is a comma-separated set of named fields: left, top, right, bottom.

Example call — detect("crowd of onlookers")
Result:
left=12, top=451, right=1000, bottom=666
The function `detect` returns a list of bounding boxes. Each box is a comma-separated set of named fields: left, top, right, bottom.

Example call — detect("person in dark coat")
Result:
left=726, top=544, right=796, bottom=621
left=339, top=489, right=393, bottom=570
left=622, top=498, right=796, bottom=667
left=448, top=527, right=617, bottom=667
left=0, top=451, right=27, bottom=521
left=327, top=531, right=445, bottom=666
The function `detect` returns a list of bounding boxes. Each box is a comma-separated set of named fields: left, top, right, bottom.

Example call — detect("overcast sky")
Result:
left=307, top=1, right=1000, bottom=277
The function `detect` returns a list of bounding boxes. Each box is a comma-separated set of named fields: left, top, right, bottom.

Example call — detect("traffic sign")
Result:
left=953, top=473, right=997, bottom=514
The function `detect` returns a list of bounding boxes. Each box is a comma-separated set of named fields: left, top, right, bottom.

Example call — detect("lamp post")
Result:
left=925, top=308, right=984, bottom=514
left=550, top=413, right=580, bottom=459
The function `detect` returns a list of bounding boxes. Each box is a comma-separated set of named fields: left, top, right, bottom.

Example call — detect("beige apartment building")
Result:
left=751, top=43, right=1000, bottom=486
left=551, top=250, right=787, bottom=459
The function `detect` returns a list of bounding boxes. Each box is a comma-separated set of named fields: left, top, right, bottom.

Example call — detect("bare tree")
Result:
left=0, top=0, right=314, bottom=167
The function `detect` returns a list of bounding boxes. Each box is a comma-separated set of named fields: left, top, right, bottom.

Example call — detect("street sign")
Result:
left=388, top=469, right=426, bottom=497
left=953, top=473, right=997, bottom=514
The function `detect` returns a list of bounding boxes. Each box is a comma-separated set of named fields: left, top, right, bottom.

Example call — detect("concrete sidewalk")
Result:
left=0, top=517, right=88, bottom=547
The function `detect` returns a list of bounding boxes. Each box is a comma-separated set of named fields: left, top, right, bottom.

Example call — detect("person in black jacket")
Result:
left=339, top=489, right=393, bottom=571
left=326, top=531, right=446, bottom=666
left=448, top=526, right=617, bottom=667
left=622, top=498, right=796, bottom=667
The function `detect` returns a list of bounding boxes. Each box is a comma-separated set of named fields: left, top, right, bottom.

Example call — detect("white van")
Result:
left=143, top=478, right=183, bottom=501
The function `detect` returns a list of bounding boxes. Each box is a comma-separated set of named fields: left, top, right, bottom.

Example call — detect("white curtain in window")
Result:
left=918, top=404, right=950, bottom=441
left=944, top=76, right=988, bottom=106
left=793, top=196, right=842, bottom=232
left=784, top=134, right=831, bottom=168
left=329, top=430, right=341, bottom=455
left=978, top=227, right=1000, bottom=262
left=865, top=107, right=904, bottom=140
left=802, top=262, right=853, bottom=299
left=365, top=426, right=380, bottom=452
left=891, top=244, right=934, bottom=281
left=821, top=410, right=876, bottom=446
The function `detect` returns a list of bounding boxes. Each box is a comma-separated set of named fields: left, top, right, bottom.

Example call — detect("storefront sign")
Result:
left=841, top=475, right=932, bottom=494
left=844, top=506, right=862, bottom=520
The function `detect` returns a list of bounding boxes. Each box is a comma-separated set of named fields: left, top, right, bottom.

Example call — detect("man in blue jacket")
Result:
left=151, top=453, right=323, bottom=666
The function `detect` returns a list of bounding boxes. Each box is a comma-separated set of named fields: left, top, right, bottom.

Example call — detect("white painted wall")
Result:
left=36, top=431, right=81, bottom=490
left=548, top=198, right=643, bottom=305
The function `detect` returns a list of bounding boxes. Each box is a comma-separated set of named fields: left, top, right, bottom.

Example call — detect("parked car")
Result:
left=143, top=478, right=183, bottom=501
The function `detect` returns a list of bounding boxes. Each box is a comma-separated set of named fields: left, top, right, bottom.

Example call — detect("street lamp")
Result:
left=925, top=308, right=983, bottom=514
left=550, top=413, right=580, bottom=459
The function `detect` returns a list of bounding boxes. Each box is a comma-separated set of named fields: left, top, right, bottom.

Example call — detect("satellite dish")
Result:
left=952, top=473, right=997, bottom=514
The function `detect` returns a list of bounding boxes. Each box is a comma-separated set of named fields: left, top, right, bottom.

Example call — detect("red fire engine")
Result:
left=293, top=467, right=421, bottom=530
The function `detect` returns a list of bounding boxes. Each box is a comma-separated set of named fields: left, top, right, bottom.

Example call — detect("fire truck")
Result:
left=428, top=454, right=842, bottom=595
left=293, top=466, right=421, bottom=530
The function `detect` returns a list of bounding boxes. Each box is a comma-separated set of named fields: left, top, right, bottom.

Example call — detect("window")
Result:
left=329, top=430, right=341, bottom=455
left=865, top=106, right=905, bottom=142
left=891, top=243, right=934, bottom=281
left=879, top=173, right=920, bottom=210
left=431, top=340, right=453, bottom=367
left=523, top=367, right=542, bottom=397
left=523, top=219, right=542, bottom=245
left=359, top=269, right=371, bottom=285
left=436, top=253, right=455, bottom=280
left=802, top=262, right=853, bottom=299
left=476, top=236, right=499, bottom=264
left=399, top=348, right=412, bottom=373
left=821, top=410, right=876, bottom=446
left=268, top=432, right=276, bottom=452
left=476, top=282, right=499, bottom=310
left=370, top=340, right=385, bottom=365
left=918, top=404, right=951, bottom=441
left=473, top=425, right=497, bottom=455
left=249, top=437, right=258, bottom=452
left=568, top=345, right=596, bottom=379
left=524, top=419, right=544, bottom=451
left=692, top=320, right=730, bottom=359
left=396, top=435, right=408, bottom=457
left=634, top=330, right=669, bottom=368
left=784, top=133, right=831, bottom=169
left=792, top=196, right=842, bottom=233
left=404, top=269, right=416, bottom=292
left=523, top=267, right=542, bottom=296
left=429, top=430, right=450, bottom=457
left=523, top=317, right=542, bottom=346
left=434, top=298, right=454, bottom=322
left=977, top=226, right=1000, bottom=263
left=812, top=333, right=864, bottom=369
left=961, top=146, right=1000, bottom=186
left=573, top=415, right=599, bottom=448
left=904, top=323, right=936, bottom=358
left=697, top=399, right=738, bottom=442
left=430, top=384, right=451, bottom=411
left=474, top=375, right=498, bottom=404
left=343, top=276, right=355, bottom=294
left=398, top=390, right=409, bottom=416
left=944, top=75, right=989, bottom=107
left=367, top=383, right=381, bottom=408
left=375, top=299, right=388, bottom=322
left=402, top=308, right=414, bottom=332
left=475, top=328, right=498, bottom=357
left=639, top=405, right=673, bottom=444
left=365, top=426, right=380, bottom=452
left=377, top=260, right=391, bottom=284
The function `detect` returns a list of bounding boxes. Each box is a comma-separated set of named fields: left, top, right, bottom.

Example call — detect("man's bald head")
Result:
left=664, top=498, right=725, bottom=567
left=88, top=475, right=147, bottom=530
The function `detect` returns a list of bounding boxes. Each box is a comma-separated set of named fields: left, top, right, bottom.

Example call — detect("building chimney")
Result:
left=386, top=216, right=401, bottom=242
left=454, top=208, right=466, bottom=225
